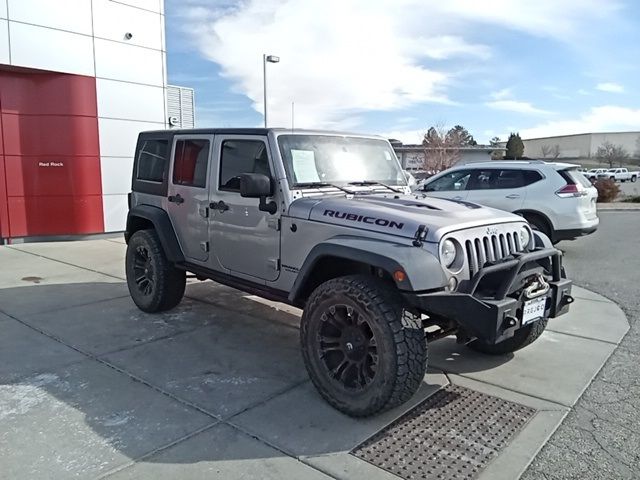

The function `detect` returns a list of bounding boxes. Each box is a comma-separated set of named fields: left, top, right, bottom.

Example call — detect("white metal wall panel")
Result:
left=102, top=194, right=129, bottom=232
left=0, top=2, right=7, bottom=19
left=0, top=20, right=9, bottom=64
left=100, top=157, right=134, bottom=195
left=98, top=118, right=165, bottom=158
left=97, top=79, right=165, bottom=123
left=9, top=22, right=95, bottom=76
left=92, top=0, right=162, bottom=51
left=94, top=38, right=163, bottom=86
left=8, top=0, right=92, bottom=35
left=113, top=0, right=161, bottom=13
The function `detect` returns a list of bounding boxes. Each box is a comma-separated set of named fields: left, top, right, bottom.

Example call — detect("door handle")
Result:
left=505, top=194, right=520, bottom=199
left=210, top=200, right=229, bottom=213
left=168, top=194, right=184, bottom=204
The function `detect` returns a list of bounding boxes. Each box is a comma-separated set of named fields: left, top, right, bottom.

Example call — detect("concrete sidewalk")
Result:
left=0, top=238, right=629, bottom=480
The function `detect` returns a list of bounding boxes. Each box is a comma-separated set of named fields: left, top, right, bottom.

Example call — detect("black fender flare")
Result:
left=288, top=236, right=447, bottom=303
left=125, top=205, right=185, bottom=263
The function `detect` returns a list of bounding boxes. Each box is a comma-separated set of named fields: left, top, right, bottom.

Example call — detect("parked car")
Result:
left=596, top=167, right=638, bottom=182
left=416, top=161, right=599, bottom=243
left=585, top=168, right=608, bottom=181
left=124, top=129, right=573, bottom=417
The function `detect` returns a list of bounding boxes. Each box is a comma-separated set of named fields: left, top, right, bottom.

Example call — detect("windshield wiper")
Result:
left=347, top=181, right=403, bottom=193
left=293, top=182, right=357, bottom=195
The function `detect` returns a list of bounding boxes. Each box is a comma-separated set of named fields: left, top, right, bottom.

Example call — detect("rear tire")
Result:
left=467, top=318, right=548, bottom=355
left=632, top=176, right=637, bottom=183
left=300, top=275, right=427, bottom=417
left=126, top=229, right=186, bottom=313
left=522, top=213, right=556, bottom=245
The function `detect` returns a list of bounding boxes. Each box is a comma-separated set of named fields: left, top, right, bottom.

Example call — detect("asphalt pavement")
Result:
left=523, top=211, right=640, bottom=479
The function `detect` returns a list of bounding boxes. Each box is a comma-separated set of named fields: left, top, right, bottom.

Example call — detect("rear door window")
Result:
left=172, top=139, right=210, bottom=188
left=469, top=169, right=542, bottom=190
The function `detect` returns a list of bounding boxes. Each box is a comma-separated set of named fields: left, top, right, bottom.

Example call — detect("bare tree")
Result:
left=540, top=144, right=561, bottom=159
left=635, top=136, right=640, bottom=159
left=540, top=144, right=552, bottom=158
left=596, top=141, right=629, bottom=168
left=422, top=125, right=461, bottom=172
left=490, top=136, right=503, bottom=160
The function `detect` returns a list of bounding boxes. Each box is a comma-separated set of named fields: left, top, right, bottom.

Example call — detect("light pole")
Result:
left=263, top=54, right=280, bottom=127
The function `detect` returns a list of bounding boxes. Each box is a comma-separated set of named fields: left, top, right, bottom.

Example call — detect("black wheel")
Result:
left=610, top=176, right=615, bottom=181
left=632, top=176, right=637, bottom=183
left=468, top=318, right=547, bottom=355
left=300, top=275, right=427, bottom=417
left=126, top=229, right=186, bottom=313
left=523, top=213, right=556, bottom=244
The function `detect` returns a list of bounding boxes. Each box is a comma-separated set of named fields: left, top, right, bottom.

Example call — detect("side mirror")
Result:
left=239, top=173, right=277, bottom=214
left=239, top=173, right=272, bottom=198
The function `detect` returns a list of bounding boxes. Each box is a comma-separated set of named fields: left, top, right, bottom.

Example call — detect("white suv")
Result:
left=417, top=161, right=599, bottom=243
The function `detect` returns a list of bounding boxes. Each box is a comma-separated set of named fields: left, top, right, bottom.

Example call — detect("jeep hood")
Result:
left=288, top=194, right=525, bottom=242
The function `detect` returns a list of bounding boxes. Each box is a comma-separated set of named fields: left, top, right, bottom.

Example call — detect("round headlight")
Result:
left=519, top=226, right=531, bottom=249
left=440, top=239, right=457, bottom=267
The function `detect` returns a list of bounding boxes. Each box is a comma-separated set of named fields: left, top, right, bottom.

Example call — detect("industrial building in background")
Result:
left=0, top=0, right=192, bottom=243
left=514, top=131, right=640, bottom=160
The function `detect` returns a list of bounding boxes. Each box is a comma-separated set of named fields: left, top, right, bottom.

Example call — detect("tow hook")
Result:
left=560, top=294, right=575, bottom=308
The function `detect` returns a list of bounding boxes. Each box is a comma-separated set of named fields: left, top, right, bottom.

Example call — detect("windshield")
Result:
left=277, top=135, right=407, bottom=187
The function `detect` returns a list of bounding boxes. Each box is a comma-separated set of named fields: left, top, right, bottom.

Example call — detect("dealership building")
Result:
left=0, top=0, right=192, bottom=243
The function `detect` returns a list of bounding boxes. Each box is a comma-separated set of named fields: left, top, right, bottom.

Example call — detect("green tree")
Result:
left=505, top=132, right=525, bottom=159
left=446, top=125, right=478, bottom=146
left=489, top=136, right=503, bottom=160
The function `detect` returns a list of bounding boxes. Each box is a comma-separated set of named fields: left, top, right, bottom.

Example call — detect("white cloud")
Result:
left=596, top=82, right=624, bottom=93
left=490, top=88, right=512, bottom=100
left=519, top=105, right=640, bottom=138
left=486, top=100, right=551, bottom=115
left=178, top=0, right=623, bottom=128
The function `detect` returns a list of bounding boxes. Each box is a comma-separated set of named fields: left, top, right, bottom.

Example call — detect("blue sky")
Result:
left=165, top=0, right=640, bottom=144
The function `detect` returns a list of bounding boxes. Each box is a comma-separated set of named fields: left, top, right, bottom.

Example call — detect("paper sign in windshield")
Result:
left=292, top=150, right=320, bottom=183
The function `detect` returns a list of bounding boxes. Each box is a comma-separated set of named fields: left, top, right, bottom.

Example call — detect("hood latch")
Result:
left=413, top=224, right=428, bottom=247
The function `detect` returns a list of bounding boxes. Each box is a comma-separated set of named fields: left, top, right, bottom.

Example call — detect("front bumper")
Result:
left=405, top=248, right=573, bottom=344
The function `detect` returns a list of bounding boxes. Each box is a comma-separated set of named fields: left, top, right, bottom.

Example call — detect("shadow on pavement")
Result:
left=0, top=280, right=488, bottom=478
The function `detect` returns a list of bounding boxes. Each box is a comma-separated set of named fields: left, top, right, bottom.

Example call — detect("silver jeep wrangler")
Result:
left=125, top=128, right=573, bottom=417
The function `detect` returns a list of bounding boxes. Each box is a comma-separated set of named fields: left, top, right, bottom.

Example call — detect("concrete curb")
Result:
left=597, top=203, right=640, bottom=211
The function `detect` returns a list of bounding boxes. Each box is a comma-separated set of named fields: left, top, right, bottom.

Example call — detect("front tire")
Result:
left=300, top=275, right=427, bottom=417
left=467, top=318, right=548, bottom=355
left=126, top=229, right=186, bottom=313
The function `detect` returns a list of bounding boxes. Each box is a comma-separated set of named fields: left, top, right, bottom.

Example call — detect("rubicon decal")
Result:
left=323, top=210, right=405, bottom=229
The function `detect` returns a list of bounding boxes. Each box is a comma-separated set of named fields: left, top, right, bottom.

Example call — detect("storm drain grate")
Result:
left=351, top=385, right=536, bottom=480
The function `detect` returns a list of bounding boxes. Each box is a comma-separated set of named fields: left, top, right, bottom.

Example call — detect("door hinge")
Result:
left=267, top=258, right=280, bottom=271
left=200, top=241, right=209, bottom=253
left=267, top=217, right=281, bottom=231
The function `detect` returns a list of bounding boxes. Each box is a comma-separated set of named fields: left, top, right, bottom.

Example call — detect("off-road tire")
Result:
left=126, top=229, right=186, bottom=313
left=300, top=275, right=427, bottom=417
left=467, top=318, right=548, bottom=355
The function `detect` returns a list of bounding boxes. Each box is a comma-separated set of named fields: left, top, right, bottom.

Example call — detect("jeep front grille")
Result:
left=446, top=223, right=526, bottom=278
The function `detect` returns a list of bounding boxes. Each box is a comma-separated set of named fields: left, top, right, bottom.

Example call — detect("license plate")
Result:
left=522, top=297, right=547, bottom=325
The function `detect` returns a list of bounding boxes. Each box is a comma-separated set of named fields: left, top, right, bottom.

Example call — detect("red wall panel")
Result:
left=1, top=113, right=100, bottom=157
left=0, top=67, right=104, bottom=238
left=0, top=71, right=98, bottom=116
left=7, top=195, right=105, bottom=237
left=4, top=155, right=102, bottom=197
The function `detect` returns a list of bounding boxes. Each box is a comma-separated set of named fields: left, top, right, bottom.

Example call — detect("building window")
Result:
left=137, top=139, right=169, bottom=182
left=219, top=140, right=270, bottom=191
left=172, top=139, right=210, bottom=187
